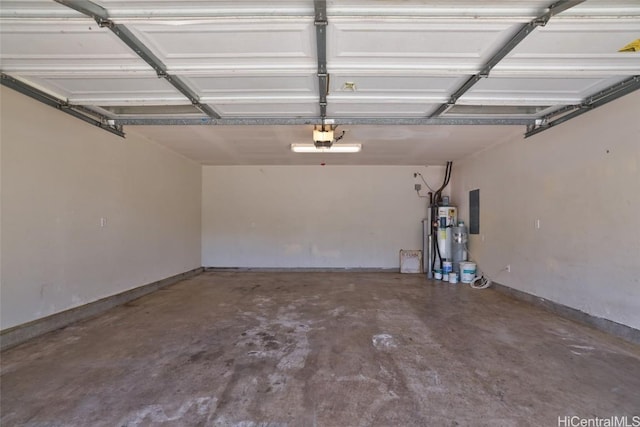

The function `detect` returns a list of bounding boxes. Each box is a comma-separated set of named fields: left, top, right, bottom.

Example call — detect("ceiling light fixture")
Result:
left=291, top=143, right=362, bottom=153
left=291, top=123, right=361, bottom=153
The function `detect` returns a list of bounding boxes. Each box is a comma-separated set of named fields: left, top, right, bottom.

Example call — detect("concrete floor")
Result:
left=1, top=272, right=639, bottom=427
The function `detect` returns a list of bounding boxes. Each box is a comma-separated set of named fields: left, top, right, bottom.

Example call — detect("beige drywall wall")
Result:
left=202, top=165, right=445, bottom=268
left=452, top=91, right=640, bottom=329
left=0, top=102, right=3, bottom=295
left=0, top=87, right=202, bottom=330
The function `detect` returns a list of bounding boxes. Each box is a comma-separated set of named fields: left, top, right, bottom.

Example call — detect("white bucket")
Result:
left=442, top=261, right=453, bottom=274
left=434, top=270, right=442, bottom=280
left=460, top=262, right=477, bottom=283
left=449, top=272, right=458, bottom=284
left=443, top=273, right=449, bottom=282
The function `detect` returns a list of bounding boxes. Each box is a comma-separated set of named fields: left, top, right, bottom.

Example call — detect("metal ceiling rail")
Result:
left=54, top=0, right=221, bottom=120
left=429, top=0, right=586, bottom=118
left=1, top=73, right=125, bottom=138
left=314, top=0, right=328, bottom=120
left=525, top=75, right=640, bottom=138
left=113, top=117, right=534, bottom=126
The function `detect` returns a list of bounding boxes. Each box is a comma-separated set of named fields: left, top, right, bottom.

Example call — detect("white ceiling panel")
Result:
left=12, top=73, right=184, bottom=104
left=98, top=0, right=314, bottom=18
left=443, top=104, right=556, bottom=118
left=125, top=19, right=316, bottom=71
left=213, top=102, right=319, bottom=118
left=90, top=104, right=205, bottom=119
left=0, top=21, right=147, bottom=72
left=557, top=0, right=640, bottom=18
left=328, top=18, right=517, bottom=72
left=0, top=0, right=85, bottom=18
left=460, top=76, right=632, bottom=104
left=327, top=0, right=553, bottom=18
left=183, top=74, right=318, bottom=99
left=329, top=75, right=462, bottom=100
left=496, top=20, right=640, bottom=75
left=326, top=101, right=438, bottom=117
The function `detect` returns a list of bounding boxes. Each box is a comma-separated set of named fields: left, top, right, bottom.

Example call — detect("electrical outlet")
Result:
left=415, top=183, right=422, bottom=191
left=506, top=264, right=511, bottom=272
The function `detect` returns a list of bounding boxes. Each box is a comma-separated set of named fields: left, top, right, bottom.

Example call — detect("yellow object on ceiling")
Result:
left=618, top=39, right=640, bottom=52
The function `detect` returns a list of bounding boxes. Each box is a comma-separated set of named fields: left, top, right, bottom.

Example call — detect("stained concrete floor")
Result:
left=1, top=272, right=639, bottom=427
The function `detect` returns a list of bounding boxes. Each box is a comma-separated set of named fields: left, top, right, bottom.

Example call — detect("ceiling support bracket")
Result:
left=54, top=0, right=221, bottom=120
left=524, top=75, right=640, bottom=138
left=1, top=73, right=125, bottom=138
left=314, top=0, right=329, bottom=121
left=429, top=0, right=586, bottom=118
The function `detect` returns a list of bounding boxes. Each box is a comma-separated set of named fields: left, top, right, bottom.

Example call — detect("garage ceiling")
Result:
left=1, top=0, right=639, bottom=165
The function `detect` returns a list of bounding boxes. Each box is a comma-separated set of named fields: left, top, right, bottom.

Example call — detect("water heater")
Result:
left=437, top=206, right=457, bottom=260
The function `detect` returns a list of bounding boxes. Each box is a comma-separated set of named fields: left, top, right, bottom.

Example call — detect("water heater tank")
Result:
left=437, top=206, right=457, bottom=260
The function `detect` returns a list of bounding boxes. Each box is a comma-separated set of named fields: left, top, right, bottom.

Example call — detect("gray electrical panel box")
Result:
left=469, top=189, right=480, bottom=234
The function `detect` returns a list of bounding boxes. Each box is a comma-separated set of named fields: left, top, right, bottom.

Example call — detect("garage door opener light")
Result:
left=291, top=124, right=361, bottom=153
left=291, top=143, right=362, bottom=153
